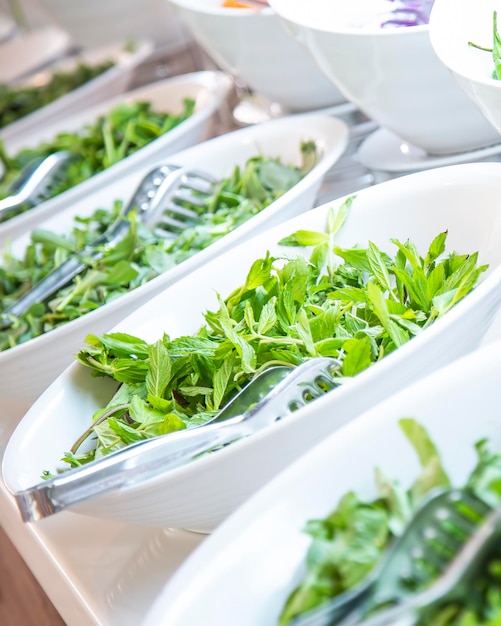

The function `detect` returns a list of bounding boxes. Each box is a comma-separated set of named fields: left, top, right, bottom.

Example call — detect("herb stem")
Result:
left=70, top=403, right=129, bottom=453
left=468, top=41, right=493, bottom=52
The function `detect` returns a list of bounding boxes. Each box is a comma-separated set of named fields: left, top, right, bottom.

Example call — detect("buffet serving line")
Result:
left=2, top=1, right=501, bottom=625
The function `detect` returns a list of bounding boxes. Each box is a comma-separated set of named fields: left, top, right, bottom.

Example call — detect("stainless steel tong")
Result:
left=292, top=489, right=492, bottom=626
left=0, top=164, right=216, bottom=329
left=0, top=151, right=71, bottom=220
left=349, top=501, right=501, bottom=626
left=13, top=357, right=341, bottom=523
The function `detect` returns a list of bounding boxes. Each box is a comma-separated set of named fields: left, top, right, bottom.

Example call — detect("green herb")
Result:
left=0, top=61, right=115, bottom=129
left=279, top=420, right=501, bottom=625
left=0, top=98, right=196, bottom=212
left=56, top=199, right=486, bottom=469
left=0, top=147, right=312, bottom=351
left=468, top=11, right=501, bottom=80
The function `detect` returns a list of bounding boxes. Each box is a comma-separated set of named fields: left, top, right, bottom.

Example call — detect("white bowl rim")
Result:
left=429, top=0, right=501, bottom=89
left=267, top=0, right=429, bottom=36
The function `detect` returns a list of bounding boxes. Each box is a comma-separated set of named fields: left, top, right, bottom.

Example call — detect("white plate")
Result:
left=143, top=336, right=501, bottom=626
left=357, top=127, right=501, bottom=172
left=1, top=40, right=154, bottom=141
left=0, top=113, right=348, bottom=420
left=5, top=162, right=501, bottom=530
left=0, top=26, right=72, bottom=83
left=0, top=70, right=232, bottom=242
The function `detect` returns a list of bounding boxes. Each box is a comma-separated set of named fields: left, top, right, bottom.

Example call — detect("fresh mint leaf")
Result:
left=146, top=340, right=171, bottom=398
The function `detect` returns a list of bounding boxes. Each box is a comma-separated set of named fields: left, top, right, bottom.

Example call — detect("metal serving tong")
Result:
left=350, top=502, right=501, bottom=626
left=0, top=151, right=71, bottom=220
left=0, top=163, right=217, bottom=329
left=13, top=357, right=341, bottom=523
left=292, top=489, right=492, bottom=626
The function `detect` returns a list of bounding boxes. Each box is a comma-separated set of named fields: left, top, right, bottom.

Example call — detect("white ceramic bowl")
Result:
left=0, top=70, right=232, bottom=243
left=140, top=338, right=501, bottom=626
left=166, top=0, right=345, bottom=112
left=429, top=0, right=501, bottom=136
left=268, top=0, right=501, bottom=154
left=1, top=40, right=154, bottom=141
left=4, top=162, right=501, bottom=528
left=0, top=113, right=348, bottom=430
left=38, top=0, right=191, bottom=52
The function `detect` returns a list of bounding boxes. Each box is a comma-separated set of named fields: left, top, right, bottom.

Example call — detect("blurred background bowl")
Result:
left=429, top=0, right=501, bottom=136
left=141, top=337, right=501, bottom=626
left=268, top=0, right=501, bottom=154
left=5, top=162, right=501, bottom=529
left=1, top=40, right=154, bottom=141
left=38, top=0, right=191, bottom=53
left=0, top=70, right=232, bottom=240
left=166, top=0, right=345, bottom=112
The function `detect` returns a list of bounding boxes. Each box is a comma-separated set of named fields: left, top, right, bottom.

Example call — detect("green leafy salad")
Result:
left=0, top=97, right=196, bottom=210
left=0, top=145, right=314, bottom=352
left=0, top=142, right=317, bottom=350
left=0, top=60, right=115, bottom=129
left=279, top=419, right=501, bottom=626
left=468, top=11, right=501, bottom=80
left=53, top=198, right=487, bottom=471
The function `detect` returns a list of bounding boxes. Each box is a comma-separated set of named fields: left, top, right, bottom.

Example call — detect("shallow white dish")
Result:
left=167, top=0, right=345, bottom=112
left=142, top=337, right=501, bottom=626
left=0, top=112, right=348, bottom=425
left=268, top=0, right=501, bottom=154
left=429, top=0, right=501, bottom=136
left=1, top=40, right=154, bottom=141
left=358, top=127, right=501, bottom=173
left=0, top=70, right=232, bottom=242
left=0, top=25, right=72, bottom=83
left=5, top=162, right=501, bottom=529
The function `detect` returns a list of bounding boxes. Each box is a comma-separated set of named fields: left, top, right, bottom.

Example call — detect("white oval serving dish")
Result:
left=4, top=163, right=501, bottom=527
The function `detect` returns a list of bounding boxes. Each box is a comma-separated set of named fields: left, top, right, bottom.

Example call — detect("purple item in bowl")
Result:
left=382, top=0, right=435, bottom=27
